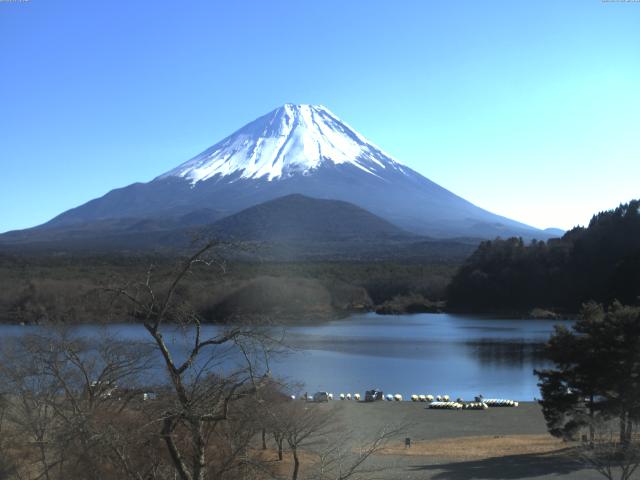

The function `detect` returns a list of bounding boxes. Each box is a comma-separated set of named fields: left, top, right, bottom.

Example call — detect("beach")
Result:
left=285, top=401, right=606, bottom=479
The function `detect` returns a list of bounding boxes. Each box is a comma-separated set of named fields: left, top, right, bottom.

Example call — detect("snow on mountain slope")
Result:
left=158, top=104, right=408, bottom=183
left=3, top=103, right=555, bottom=243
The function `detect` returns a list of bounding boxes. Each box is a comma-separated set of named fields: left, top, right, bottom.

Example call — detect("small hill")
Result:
left=207, top=194, right=412, bottom=242
left=0, top=194, right=478, bottom=261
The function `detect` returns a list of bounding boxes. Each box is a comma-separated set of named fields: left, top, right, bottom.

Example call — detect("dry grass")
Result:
left=377, top=434, right=570, bottom=461
left=253, top=447, right=320, bottom=477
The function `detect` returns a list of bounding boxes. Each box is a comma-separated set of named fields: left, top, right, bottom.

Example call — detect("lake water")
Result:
left=0, top=313, right=569, bottom=401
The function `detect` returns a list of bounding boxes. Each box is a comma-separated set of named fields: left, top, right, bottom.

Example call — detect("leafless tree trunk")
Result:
left=111, top=241, right=279, bottom=480
left=260, top=397, right=400, bottom=480
left=291, top=444, right=301, bottom=480
left=0, top=242, right=399, bottom=480
left=0, top=395, right=15, bottom=480
left=0, top=328, right=156, bottom=480
left=577, top=420, right=640, bottom=480
left=308, top=422, right=402, bottom=480
left=276, top=433, right=284, bottom=461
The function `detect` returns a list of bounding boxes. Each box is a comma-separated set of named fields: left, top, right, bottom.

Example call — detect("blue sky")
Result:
left=1, top=0, right=639, bottom=233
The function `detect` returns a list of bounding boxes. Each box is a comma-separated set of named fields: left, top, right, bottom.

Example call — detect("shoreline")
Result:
left=0, top=307, right=579, bottom=326
left=307, top=401, right=597, bottom=479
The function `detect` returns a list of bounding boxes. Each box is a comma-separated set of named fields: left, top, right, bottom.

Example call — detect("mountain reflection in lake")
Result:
left=0, top=313, right=569, bottom=400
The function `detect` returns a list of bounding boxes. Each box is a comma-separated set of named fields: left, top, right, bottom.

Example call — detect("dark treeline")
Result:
left=0, top=254, right=457, bottom=324
left=447, top=199, right=640, bottom=313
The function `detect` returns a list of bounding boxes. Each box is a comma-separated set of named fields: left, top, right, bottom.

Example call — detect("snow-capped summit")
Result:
left=159, top=104, right=407, bottom=183
left=12, top=103, right=555, bottom=242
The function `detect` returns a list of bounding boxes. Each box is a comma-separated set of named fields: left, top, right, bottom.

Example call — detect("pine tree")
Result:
left=536, top=302, right=640, bottom=444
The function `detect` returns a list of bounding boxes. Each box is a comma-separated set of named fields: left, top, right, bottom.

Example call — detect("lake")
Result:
left=0, top=313, right=569, bottom=401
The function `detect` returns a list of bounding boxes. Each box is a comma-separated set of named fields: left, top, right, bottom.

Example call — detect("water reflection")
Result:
left=465, top=340, right=547, bottom=367
left=0, top=313, right=570, bottom=400
left=273, top=313, right=568, bottom=400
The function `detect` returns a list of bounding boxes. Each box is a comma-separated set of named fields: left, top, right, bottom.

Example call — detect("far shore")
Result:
left=0, top=306, right=579, bottom=326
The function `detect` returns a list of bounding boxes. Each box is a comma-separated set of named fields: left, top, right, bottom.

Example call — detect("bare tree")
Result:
left=0, top=394, right=15, bottom=480
left=2, top=345, right=59, bottom=480
left=111, top=241, right=279, bottom=480
left=576, top=420, right=640, bottom=480
left=282, top=401, right=335, bottom=480
left=259, top=398, right=400, bottom=480
left=0, top=329, right=156, bottom=480
left=0, top=242, right=398, bottom=480
left=308, top=424, right=400, bottom=480
left=255, top=380, right=293, bottom=462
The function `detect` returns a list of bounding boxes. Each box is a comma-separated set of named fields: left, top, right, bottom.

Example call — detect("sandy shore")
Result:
left=304, top=401, right=605, bottom=479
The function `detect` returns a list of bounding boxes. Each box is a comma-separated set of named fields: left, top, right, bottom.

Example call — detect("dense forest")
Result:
left=447, top=200, right=640, bottom=313
left=0, top=254, right=456, bottom=324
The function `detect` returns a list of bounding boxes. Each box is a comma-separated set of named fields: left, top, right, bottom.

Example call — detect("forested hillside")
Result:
left=447, top=200, right=640, bottom=313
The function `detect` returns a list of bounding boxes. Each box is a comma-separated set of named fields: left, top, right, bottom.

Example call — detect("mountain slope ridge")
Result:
left=0, top=194, right=479, bottom=261
left=2, top=103, right=556, bottom=241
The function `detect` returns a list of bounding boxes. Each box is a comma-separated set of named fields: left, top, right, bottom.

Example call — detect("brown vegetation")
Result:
left=0, top=254, right=457, bottom=324
left=378, top=434, right=567, bottom=460
left=0, top=244, right=400, bottom=480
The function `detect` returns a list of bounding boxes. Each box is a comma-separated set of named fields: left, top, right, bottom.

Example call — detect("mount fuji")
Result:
left=2, top=104, right=553, bottom=250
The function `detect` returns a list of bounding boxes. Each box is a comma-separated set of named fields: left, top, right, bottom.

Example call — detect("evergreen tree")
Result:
left=448, top=199, right=640, bottom=312
left=536, top=302, right=640, bottom=443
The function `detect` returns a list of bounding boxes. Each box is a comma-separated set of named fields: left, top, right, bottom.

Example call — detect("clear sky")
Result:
left=1, top=0, right=639, bottom=233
